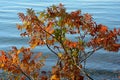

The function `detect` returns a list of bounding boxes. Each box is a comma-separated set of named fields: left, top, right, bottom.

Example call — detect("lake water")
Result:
left=0, top=0, right=120, bottom=79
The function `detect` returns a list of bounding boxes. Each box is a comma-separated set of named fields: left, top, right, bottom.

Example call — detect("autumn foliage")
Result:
left=0, top=4, right=120, bottom=80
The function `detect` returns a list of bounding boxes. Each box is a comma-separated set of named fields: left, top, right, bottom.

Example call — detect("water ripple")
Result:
left=0, top=1, right=120, bottom=78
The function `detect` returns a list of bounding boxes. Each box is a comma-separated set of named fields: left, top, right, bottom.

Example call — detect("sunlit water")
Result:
left=0, top=0, right=120, bottom=79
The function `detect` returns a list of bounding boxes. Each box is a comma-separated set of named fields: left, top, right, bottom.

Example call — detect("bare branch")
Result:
left=80, top=46, right=102, bottom=63
left=45, top=42, right=59, bottom=57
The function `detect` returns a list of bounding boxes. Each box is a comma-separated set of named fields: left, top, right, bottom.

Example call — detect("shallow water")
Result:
left=0, top=0, right=120, bottom=79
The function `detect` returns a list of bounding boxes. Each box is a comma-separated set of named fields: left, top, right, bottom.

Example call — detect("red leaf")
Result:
left=98, top=24, right=108, bottom=32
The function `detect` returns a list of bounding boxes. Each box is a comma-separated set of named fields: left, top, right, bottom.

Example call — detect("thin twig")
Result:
left=46, top=43, right=59, bottom=57
left=80, top=46, right=102, bottom=63
left=38, top=22, right=68, bottom=55
left=13, top=65, right=33, bottom=80
left=75, top=64, right=94, bottom=80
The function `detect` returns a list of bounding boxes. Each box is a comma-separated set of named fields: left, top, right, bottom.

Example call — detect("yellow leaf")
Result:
left=1, top=64, right=4, bottom=67
left=50, top=75, right=60, bottom=80
left=17, top=50, right=21, bottom=55
left=31, top=43, right=37, bottom=49
left=58, top=53, right=62, bottom=58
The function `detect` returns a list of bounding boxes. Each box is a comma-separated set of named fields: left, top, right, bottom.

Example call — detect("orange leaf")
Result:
left=30, top=39, right=40, bottom=49
left=33, top=52, right=42, bottom=60
left=50, top=75, right=60, bottom=80
left=30, top=43, right=37, bottom=49
left=113, top=44, right=120, bottom=47
left=0, top=50, right=5, bottom=55
left=84, top=13, right=92, bottom=21
left=98, top=24, right=108, bottom=32
left=49, top=29, right=54, bottom=34
left=45, top=22, right=53, bottom=32
left=17, top=50, right=21, bottom=55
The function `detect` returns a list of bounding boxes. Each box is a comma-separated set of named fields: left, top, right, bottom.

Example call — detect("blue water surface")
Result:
left=0, top=0, right=120, bottom=79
